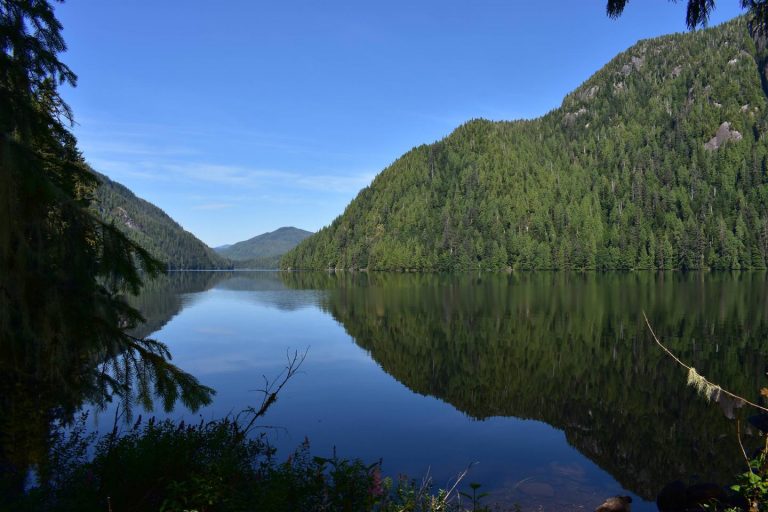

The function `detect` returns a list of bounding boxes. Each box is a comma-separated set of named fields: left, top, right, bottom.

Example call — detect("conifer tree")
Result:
left=607, top=0, right=768, bottom=33
left=0, top=0, right=213, bottom=495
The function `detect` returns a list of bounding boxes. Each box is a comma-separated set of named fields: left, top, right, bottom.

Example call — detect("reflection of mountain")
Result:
left=129, top=272, right=322, bottom=339
left=213, top=272, right=324, bottom=311
left=281, top=271, right=768, bottom=500
left=128, top=271, right=232, bottom=338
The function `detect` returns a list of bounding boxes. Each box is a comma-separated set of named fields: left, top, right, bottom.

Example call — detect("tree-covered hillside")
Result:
left=217, top=226, right=312, bottom=268
left=283, top=18, right=768, bottom=271
left=92, top=172, right=231, bottom=270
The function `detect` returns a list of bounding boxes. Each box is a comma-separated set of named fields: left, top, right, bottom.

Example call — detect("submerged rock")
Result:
left=596, top=495, right=632, bottom=512
left=517, top=480, right=555, bottom=497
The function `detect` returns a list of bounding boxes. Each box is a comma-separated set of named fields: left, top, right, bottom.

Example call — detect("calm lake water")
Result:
left=121, top=271, right=768, bottom=511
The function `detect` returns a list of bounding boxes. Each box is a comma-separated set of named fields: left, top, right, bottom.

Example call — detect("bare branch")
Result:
left=240, top=347, right=309, bottom=435
left=643, top=311, right=768, bottom=413
left=736, top=420, right=752, bottom=473
left=444, top=462, right=474, bottom=501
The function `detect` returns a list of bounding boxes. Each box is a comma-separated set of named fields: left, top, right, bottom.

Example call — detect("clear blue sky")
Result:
left=56, top=1, right=744, bottom=247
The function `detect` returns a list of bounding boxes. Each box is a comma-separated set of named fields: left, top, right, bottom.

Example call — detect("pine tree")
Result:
left=0, top=0, right=213, bottom=496
left=607, top=0, right=768, bottom=33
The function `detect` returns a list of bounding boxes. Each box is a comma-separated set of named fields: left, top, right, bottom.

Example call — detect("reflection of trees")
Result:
left=129, top=272, right=323, bottom=339
left=128, top=271, right=231, bottom=338
left=214, top=273, right=324, bottom=311
left=282, top=271, right=768, bottom=499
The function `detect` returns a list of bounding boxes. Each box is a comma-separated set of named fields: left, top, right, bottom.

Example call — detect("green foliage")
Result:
left=283, top=18, right=768, bottom=271
left=19, top=416, right=267, bottom=512
left=216, top=226, right=313, bottom=268
left=18, top=415, right=491, bottom=512
left=0, top=0, right=213, bottom=497
left=731, top=443, right=768, bottom=510
left=93, top=172, right=231, bottom=270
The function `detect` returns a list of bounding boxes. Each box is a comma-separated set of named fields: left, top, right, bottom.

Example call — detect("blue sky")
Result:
left=56, top=1, right=744, bottom=247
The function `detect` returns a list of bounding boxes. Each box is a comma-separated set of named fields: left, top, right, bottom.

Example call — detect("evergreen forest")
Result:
left=0, top=1, right=214, bottom=501
left=283, top=17, right=768, bottom=271
left=215, top=226, right=312, bottom=268
left=93, top=172, right=231, bottom=270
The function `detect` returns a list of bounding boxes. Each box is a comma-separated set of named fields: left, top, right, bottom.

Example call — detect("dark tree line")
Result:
left=0, top=0, right=212, bottom=500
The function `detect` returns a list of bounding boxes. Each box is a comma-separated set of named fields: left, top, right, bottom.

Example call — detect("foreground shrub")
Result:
left=16, top=415, right=488, bottom=512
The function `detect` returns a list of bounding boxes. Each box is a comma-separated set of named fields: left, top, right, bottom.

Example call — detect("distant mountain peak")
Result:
left=216, top=226, right=313, bottom=268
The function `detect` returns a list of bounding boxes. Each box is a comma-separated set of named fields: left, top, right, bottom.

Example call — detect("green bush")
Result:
left=17, top=415, right=490, bottom=512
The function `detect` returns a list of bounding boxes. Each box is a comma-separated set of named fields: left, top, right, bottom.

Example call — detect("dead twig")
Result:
left=737, top=420, right=752, bottom=474
left=444, top=462, right=474, bottom=502
left=642, top=311, right=768, bottom=413
left=238, top=348, right=308, bottom=436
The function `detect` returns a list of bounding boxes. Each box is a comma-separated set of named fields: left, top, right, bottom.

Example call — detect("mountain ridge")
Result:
left=92, top=171, right=231, bottom=270
left=216, top=226, right=313, bottom=268
left=282, top=17, right=768, bottom=271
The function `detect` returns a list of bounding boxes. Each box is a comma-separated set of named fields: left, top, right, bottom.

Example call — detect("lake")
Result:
left=121, top=271, right=768, bottom=511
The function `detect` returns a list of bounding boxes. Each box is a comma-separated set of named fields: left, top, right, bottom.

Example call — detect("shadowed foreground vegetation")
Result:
left=14, top=414, right=500, bottom=512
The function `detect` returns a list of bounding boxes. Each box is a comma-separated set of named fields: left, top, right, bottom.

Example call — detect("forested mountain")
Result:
left=92, top=172, right=231, bottom=270
left=216, top=226, right=312, bottom=268
left=283, top=18, right=768, bottom=271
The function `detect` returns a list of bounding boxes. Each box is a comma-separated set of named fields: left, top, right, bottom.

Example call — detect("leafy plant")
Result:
left=731, top=435, right=768, bottom=511
left=459, top=483, right=490, bottom=512
left=18, top=417, right=494, bottom=512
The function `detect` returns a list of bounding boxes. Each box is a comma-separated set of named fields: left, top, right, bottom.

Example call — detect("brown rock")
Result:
left=596, top=495, right=632, bottom=512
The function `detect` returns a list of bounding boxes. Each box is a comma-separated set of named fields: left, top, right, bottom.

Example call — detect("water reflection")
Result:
left=128, top=271, right=323, bottom=338
left=281, top=271, right=768, bottom=500
left=129, top=271, right=768, bottom=506
left=127, top=271, right=225, bottom=338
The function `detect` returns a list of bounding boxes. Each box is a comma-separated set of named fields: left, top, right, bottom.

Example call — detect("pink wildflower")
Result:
left=369, top=466, right=383, bottom=497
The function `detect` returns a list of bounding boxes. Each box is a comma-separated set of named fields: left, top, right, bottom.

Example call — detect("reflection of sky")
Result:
left=161, top=289, right=364, bottom=375
left=100, top=276, right=655, bottom=511
left=177, top=273, right=326, bottom=314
